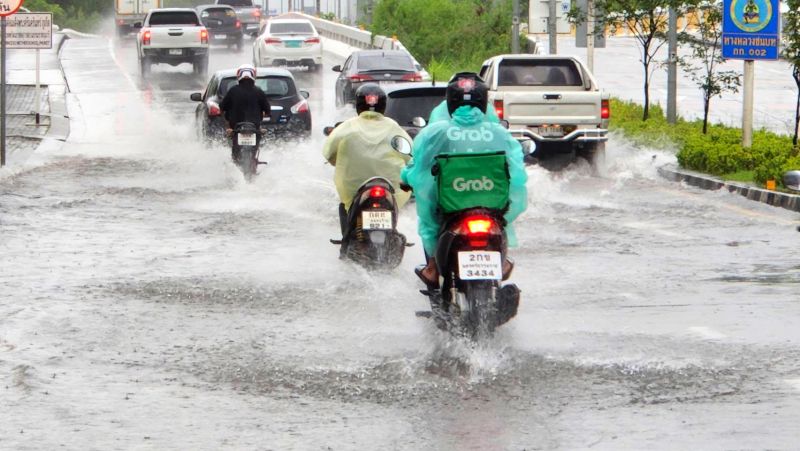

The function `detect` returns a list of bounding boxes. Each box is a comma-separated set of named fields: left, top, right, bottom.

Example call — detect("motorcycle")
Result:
left=231, top=121, right=267, bottom=180
left=406, top=150, right=521, bottom=339
left=323, top=127, right=413, bottom=269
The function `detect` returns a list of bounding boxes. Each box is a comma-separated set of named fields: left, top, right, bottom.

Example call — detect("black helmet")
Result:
left=355, top=83, right=387, bottom=114
left=446, top=72, right=488, bottom=115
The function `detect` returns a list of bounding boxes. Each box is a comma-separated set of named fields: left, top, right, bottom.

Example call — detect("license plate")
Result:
left=539, top=125, right=563, bottom=137
left=215, top=34, right=227, bottom=39
left=378, top=80, right=395, bottom=86
left=168, top=49, right=182, bottom=55
left=238, top=133, right=256, bottom=146
left=285, top=40, right=301, bottom=48
left=361, top=210, right=392, bottom=230
left=457, top=251, right=502, bottom=280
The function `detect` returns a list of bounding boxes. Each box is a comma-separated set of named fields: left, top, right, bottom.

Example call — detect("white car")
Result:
left=252, top=18, right=322, bottom=72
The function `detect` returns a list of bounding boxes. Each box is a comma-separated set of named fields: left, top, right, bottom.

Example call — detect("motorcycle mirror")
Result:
left=323, top=126, right=334, bottom=136
left=190, top=92, right=202, bottom=101
left=411, top=116, right=426, bottom=128
left=519, top=139, right=535, bottom=155
left=391, top=136, right=412, bottom=156
left=299, top=90, right=310, bottom=99
left=500, top=119, right=510, bottom=129
left=784, top=170, right=800, bottom=191
left=332, top=65, right=342, bottom=72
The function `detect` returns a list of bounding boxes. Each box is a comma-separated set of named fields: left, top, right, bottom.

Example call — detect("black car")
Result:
left=332, top=49, right=423, bottom=108
left=382, top=82, right=446, bottom=139
left=190, top=67, right=311, bottom=141
left=196, top=4, right=244, bottom=51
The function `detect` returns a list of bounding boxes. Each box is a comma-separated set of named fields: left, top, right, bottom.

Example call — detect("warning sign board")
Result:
left=0, top=0, right=24, bottom=17
left=1, top=12, right=52, bottom=49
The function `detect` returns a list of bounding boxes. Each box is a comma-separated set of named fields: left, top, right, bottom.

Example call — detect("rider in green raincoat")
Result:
left=401, top=73, right=528, bottom=283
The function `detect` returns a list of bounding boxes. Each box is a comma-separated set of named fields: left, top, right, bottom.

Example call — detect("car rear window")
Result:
left=217, top=0, right=253, bottom=6
left=200, top=8, right=236, bottom=20
left=219, top=76, right=294, bottom=98
left=149, top=11, right=201, bottom=26
left=269, top=22, right=314, bottom=34
left=357, top=54, right=415, bottom=72
left=384, top=88, right=446, bottom=126
left=497, top=59, right=583, bottom=87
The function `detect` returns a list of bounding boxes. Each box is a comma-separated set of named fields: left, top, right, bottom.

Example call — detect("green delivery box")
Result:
left=435, top=151, right=510, bottom=214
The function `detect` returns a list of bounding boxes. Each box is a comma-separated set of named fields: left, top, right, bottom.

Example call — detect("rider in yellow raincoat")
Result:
left=323, top=84, right=412, bottom=233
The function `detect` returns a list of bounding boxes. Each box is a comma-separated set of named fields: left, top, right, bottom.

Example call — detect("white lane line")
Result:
left=107, top=38, right=139, bottom=91
left=785, top=379, right=800, bottom=392
left=688, top=326, right=727, bottom=340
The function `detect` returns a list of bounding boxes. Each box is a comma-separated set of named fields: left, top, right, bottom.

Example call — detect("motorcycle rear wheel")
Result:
left=463, top=281, right=498, bottom=340
left=237, top=148, right=257, bottom=181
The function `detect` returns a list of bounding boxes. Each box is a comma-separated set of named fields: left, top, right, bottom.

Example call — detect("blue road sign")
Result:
left=722, top=0, right=781, bottom=60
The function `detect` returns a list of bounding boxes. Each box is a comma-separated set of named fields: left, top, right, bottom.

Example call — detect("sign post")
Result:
left=722, top=0, right=781, bottom=148
left=0, top=0, right=26, bottom=168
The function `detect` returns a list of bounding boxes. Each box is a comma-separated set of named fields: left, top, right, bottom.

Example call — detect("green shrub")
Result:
left=610, top=98, right=798, bottom=187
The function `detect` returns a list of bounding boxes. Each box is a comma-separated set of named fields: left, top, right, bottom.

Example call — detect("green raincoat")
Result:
left=323, top=111, right=412, bottom=210
left=402, top=106, right=528, bottom=256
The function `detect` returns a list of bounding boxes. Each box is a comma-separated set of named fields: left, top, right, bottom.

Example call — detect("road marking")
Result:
left=107, top=38, right=140, bottom=91
left=688, top=326, right=727, bottom=340
left=785, top=379, right=800, bottom=392
left=655, top=185, right=799, bottom=226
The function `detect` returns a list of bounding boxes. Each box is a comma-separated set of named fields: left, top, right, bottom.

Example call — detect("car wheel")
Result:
left=193, top=56, right=209, bottom=77
left=139, top=56, right=151, bottom=78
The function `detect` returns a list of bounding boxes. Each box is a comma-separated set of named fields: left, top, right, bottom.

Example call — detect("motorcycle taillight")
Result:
left=463, top=215, right=496, bottom=248
left=369, top=186, right=386, bottom=198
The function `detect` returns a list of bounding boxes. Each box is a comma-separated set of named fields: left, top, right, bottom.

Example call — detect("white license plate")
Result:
left=361, top=210, right=392, bottom=230
left=238, top=133, right=257, bottom=146
left=378, top=81, right=396, bottom=86
left=539, top=125, right=563, bottom=137
left=168, top=49, right=182, bottom=55
left=215, top=34, right=227, bottom=39
left=457, top=251, right=502, bottom=280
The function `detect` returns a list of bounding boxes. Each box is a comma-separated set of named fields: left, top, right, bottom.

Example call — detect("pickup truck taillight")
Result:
left=265, top=37, right=281, bottom=45
left=401, top=72, right=422, bottom=82
left=208, top=101, right=221, bottom=117
left=142, top=29, right=151, bottom=46
left=304, top=37, right=320, bottom=44
left=235, top=20, right=241, bottom=28
left=200, top=28, right=209, bottom=44
left=601, top=99, right=610, bottom=119
left=493, top=99, right=504, bottom=120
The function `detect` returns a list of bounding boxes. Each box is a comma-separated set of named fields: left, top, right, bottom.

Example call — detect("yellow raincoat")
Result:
left=323, top=111, right=412, bottom=210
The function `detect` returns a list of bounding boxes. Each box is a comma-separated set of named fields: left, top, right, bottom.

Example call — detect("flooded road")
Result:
left=1, top=35, right=799, bottom=450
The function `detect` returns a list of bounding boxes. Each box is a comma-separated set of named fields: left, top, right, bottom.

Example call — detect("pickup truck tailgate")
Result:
left=502, top=90, right=602, bottom=125
left=149, top=26, right=205, bottom=47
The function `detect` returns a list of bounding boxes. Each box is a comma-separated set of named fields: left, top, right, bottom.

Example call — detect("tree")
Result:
left=784, top=0, right=800, bottom=146
left=679, top=0, right=740, bottom=134
left=596, top=0, right=694, bottom=120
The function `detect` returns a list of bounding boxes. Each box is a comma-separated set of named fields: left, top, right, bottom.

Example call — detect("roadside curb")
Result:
left=658, top=165, right=800, bottom=213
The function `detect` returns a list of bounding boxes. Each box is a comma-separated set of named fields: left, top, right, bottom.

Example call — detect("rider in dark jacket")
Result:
left=220, top=64, right=271, bottom=131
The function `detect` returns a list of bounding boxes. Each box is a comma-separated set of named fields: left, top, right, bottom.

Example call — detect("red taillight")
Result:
left=493, top=99, right=504, bottom=120
left=601, top=99, right=610, bottom=119
left=208, top=101, right=221, bottom=117
left=349, top=74, right=373, bottom=82
left=290, top=99, right=309, bottom=114
left=304, top=37, right=320, bottom=44
left=464, top=215, right=495, bottom=247
left=369, top=186, right=386, bottom=198
left=253, top=9, right=261, bottom=17
left=466, top=217, right=493, bottom=234
left=117, top=19, right=124, bottom=25
left=265, top=37, right=281, bottom=45
left=200, top=28, right=209, bottom=44
left=235, top=20, right=241, bottom=28
left=401, top=72, right=422, bottom=82
left=142, top=29, right=151, bottom=46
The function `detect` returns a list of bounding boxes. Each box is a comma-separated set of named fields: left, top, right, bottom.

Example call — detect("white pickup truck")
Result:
left=136, top=8, right=210, bottom=78
left=479, top=54, right=609, bottom=170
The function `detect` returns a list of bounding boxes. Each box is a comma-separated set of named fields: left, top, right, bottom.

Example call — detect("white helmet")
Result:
left=236, top=64, right=256, bottom=81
